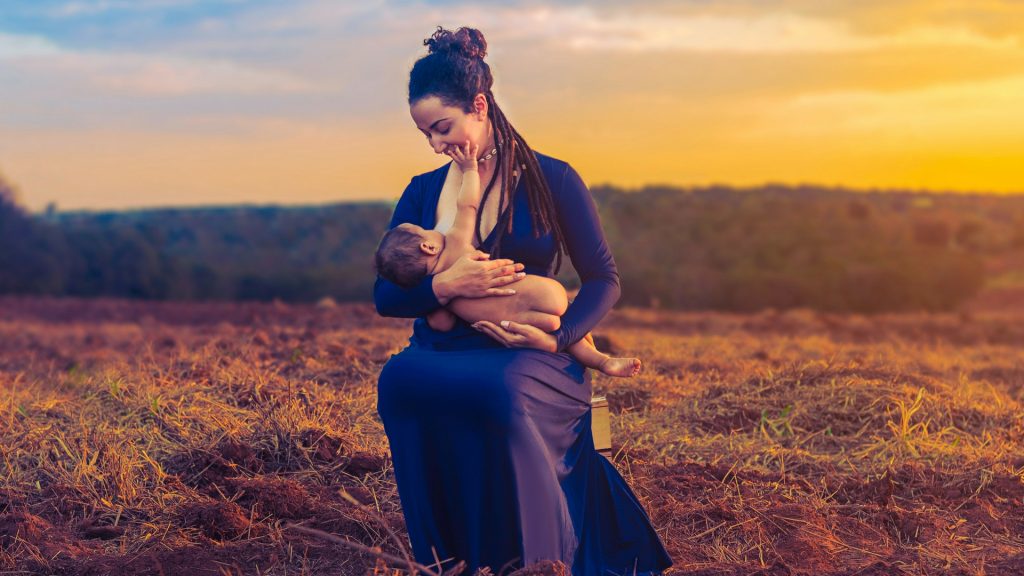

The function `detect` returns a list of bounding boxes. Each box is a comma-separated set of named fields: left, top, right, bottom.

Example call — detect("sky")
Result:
left=1, top=0, right=1023, bottom=212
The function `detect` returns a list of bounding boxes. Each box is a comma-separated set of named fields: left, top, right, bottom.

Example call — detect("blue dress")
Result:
left=375, top=152, right=673, bottom=575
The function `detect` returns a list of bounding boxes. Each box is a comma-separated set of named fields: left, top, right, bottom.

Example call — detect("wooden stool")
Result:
left=591, top=395, right=611, bottom=457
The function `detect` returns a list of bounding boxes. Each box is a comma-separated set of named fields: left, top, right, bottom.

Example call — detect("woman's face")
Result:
left=410, top=94, right=491, bottom=157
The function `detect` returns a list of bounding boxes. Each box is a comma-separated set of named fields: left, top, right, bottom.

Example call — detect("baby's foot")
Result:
left=599, top=357, right=642, bottom=378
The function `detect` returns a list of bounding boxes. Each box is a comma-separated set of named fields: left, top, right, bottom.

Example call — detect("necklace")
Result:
left=477, top=147, right=498, bottom=163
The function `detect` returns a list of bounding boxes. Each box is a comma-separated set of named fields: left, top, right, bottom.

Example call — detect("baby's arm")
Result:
left=445, top=140, right=482, bottom=253
left=427, top=141, right=481, bottom=332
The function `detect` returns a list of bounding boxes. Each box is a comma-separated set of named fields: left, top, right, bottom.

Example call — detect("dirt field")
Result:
left=1, top=296, right=1022, bottom=575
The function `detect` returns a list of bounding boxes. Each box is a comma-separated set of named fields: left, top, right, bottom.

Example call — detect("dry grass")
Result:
left=1, top=296, right=1023, bottom=575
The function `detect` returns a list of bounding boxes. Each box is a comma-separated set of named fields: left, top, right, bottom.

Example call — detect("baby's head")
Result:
left=374, top=223, right=445, bottom=288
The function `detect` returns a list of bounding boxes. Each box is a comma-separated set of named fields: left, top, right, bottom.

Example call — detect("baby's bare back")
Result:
left=436, top=235, right=478, bottom=274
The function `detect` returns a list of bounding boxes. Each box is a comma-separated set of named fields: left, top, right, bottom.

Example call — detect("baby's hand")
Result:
left=447, top=140, right=479, bottom=172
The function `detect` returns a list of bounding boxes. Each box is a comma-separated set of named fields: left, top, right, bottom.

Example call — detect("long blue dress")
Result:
left=375, top=151, right=673, bottom=575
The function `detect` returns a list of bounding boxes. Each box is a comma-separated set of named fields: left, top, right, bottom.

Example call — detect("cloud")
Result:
left=0, top=32, right=61, bottom=59
left=2, top=41, right=318, bottom=97
left=47, top=0, right=205, bottom=18
left=742, top=72, right=1024, bottom=146
left=6, top=2, right=1017, bottom=108
left=84, top=53, right=318, bottom=96
left=516, top=7, right=1019, bottom=54
left=3, top=0, right=1024, bottom=207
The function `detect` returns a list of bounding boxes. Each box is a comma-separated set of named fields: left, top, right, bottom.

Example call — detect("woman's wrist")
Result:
left=548, top=327, right=564, bottom=353
left=541, top=332, right=558, bottom=353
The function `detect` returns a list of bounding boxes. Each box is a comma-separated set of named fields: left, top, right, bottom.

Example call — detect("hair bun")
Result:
left=424, top=26, right=487, bottom=60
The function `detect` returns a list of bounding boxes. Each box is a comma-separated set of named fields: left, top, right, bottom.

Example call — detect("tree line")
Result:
left=4, top=172, right=1023, bottom=313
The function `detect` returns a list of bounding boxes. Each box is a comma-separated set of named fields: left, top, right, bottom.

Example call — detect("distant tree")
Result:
left=1012, top=218, right=1024, bottom=249
left=954, top=219, right=985, bottom=251
left=847, top=199, right=872, bottom=220
left=912, top=218, right=951, bottom=247
left=0, top=173, right=67, bottom=294
left=3, top=182, right=1007, bottom=312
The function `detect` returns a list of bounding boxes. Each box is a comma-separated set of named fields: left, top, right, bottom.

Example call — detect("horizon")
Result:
left=2, top=0, right=1024, bottom=211
left=27, top=179, right=1024, bottom=217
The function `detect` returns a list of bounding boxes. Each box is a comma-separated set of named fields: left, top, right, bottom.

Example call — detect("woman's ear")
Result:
left=473, top=92, right=487, bottom=120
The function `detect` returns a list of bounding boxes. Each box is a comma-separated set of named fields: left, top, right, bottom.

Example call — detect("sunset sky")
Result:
left=2, top=0, right=1023, bottom=211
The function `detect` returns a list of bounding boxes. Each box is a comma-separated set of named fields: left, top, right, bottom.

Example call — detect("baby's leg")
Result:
left=448, top=276, right=641, bottom=376
left=567, top=333, right=608, bottom=369
left=567, top=333, right=642, bottom=378
left=448, top=275, right=568, bottom=331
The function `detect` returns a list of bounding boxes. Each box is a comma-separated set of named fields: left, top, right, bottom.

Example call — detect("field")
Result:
left=1, top=295, right=1023, bottom=575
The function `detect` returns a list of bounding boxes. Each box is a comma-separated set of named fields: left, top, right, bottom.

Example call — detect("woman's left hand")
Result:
left=472, top=320, right=558, bottom=353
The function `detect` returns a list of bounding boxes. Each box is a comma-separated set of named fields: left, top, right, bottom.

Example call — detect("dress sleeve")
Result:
left=550, top=162, right=621, bottom=352
left=373, top=176, right=444, bottom=318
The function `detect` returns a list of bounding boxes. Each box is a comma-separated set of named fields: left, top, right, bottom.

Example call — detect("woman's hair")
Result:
left=375, top=226, right=430, bottom=288
left=409, top=26, right=568, bottom=273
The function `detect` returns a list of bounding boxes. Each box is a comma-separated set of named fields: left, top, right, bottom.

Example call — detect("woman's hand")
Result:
left=433, top=250, right=525, bottom=304
left=472, top=320, right=558, bottom=353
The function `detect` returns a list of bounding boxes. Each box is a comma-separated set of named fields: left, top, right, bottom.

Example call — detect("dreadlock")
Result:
left=408, top=26, right=569, bottom=274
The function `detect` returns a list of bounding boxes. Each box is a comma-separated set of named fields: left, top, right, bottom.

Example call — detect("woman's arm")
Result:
left=549, top=162, right=621, bottom=352
left=373, top=176, right=444, bottom=318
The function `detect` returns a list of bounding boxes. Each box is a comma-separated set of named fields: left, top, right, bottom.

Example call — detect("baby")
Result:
left=375, top=140, right=641, bottom=378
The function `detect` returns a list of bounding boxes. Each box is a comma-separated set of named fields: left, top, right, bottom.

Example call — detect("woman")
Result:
left=375, top=26, right=673, bottom=575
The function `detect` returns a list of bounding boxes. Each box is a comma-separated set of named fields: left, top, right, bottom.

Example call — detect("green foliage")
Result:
left=600, top=185, right=996, bottom=312
left=759, top=404, right=795, bottom=438
left=0, top=173, right=69, bottom=294
left=1, top=177, right=1017, bottom=312
left=48, top=203, right=393, bottom=302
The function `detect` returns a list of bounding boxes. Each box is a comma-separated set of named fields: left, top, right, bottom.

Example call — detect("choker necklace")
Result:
left=477, top=147, right=498, bottom=163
